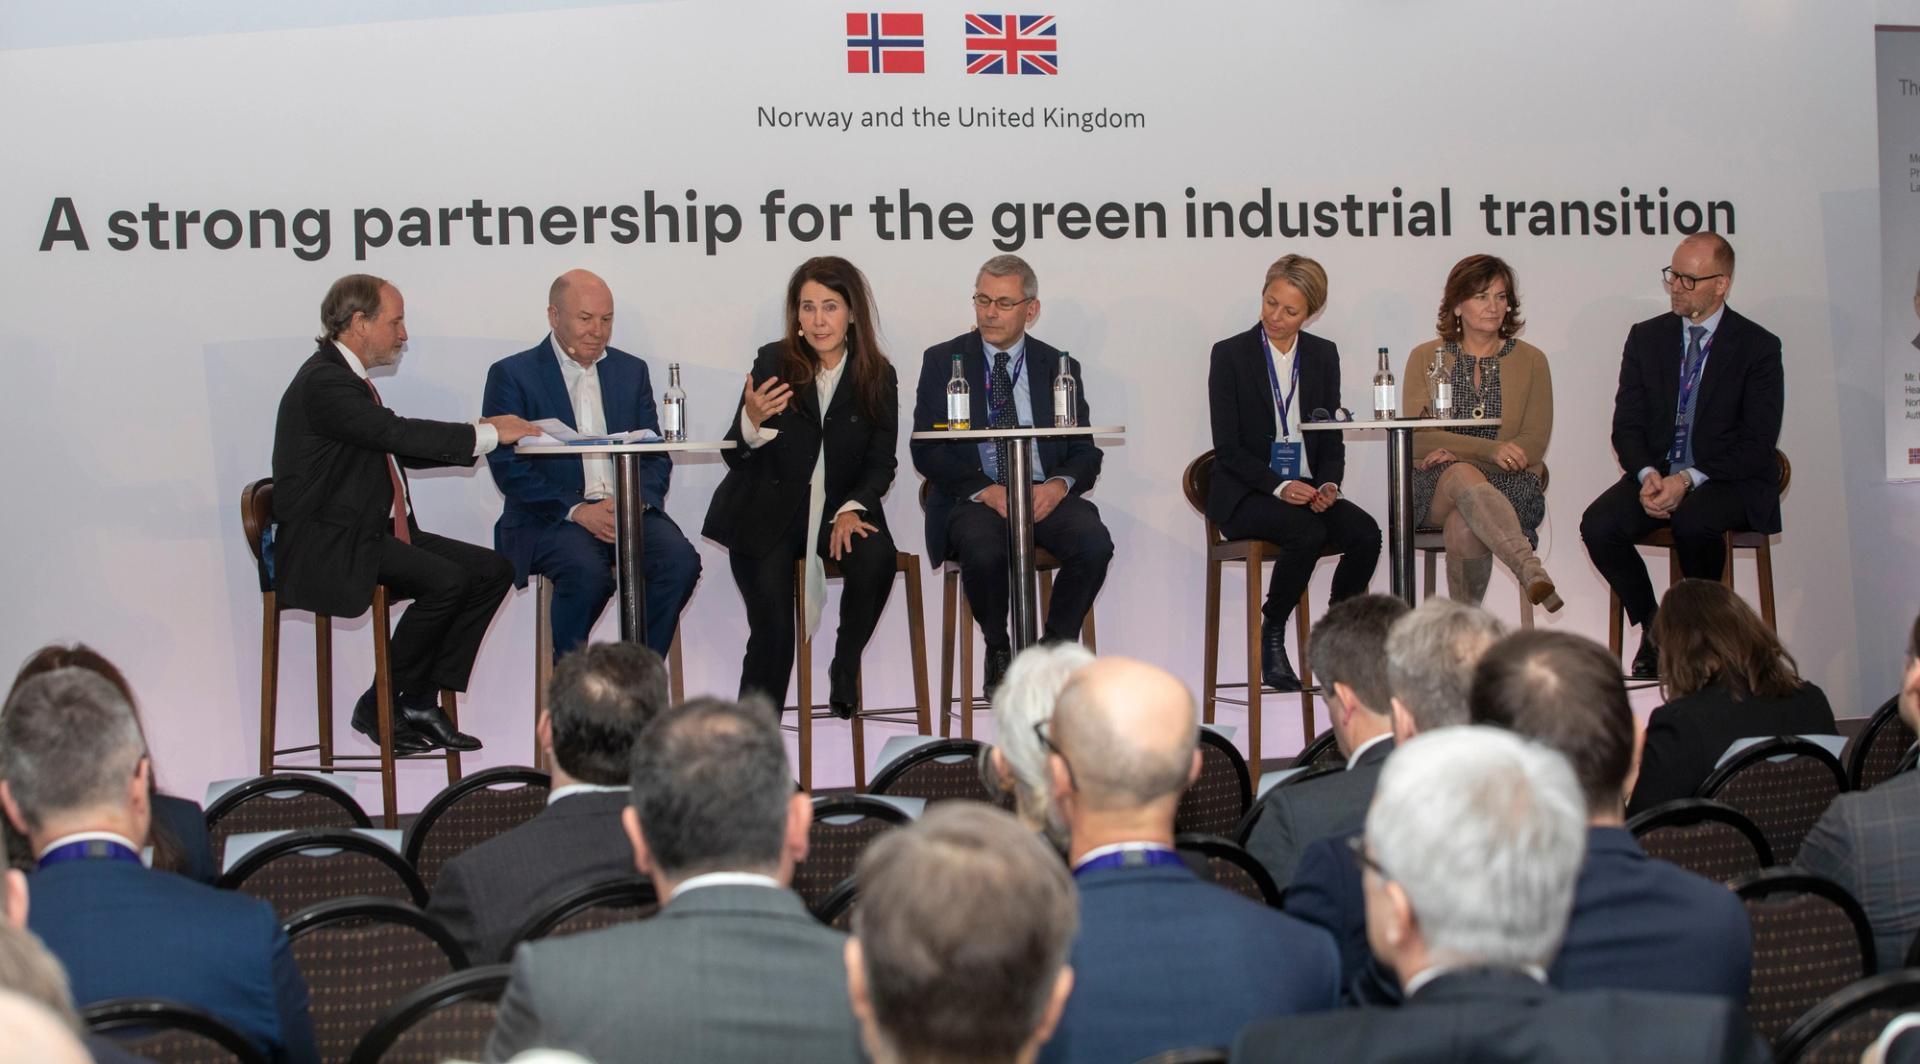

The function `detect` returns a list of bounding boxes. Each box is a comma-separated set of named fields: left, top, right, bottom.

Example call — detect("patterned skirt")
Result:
left=1411, top=461, right=1546, bottom=548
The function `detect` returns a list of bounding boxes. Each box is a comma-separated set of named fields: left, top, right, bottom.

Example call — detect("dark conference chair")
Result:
left=1774, top=969, right=1920, bottom=1064
left=1733, top=869, right=1876, bottom=1047
left=400, top=765, right=550, bottom=892
left=82, top=998, right=270, bottom=1064
left=203, top=773, right=369, bottom=867
left=1174, top=728, right=1253, bottom=838
left=349, top=964, right=512, bottom=1064
left=867, top=738, right=1002, bottom=806
left=503, top=875, right=660, bottom=961
left=792, top=795, right=912, bottom=913
left=218, top=827, right=427, bottom=922
left=1843, top=695, right=1917, bottom=792
left=1695, top=737, right=1847, bottom=866
left=1176, top=833, right=1282, bottom=908
left=1626, top=797, right=1774, bottom=884
left=285, top=897, right=468, bottom=1063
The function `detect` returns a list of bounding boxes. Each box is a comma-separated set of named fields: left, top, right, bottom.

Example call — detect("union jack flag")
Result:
left=964, top=14, right=1058, bottom=75
left=846, top=12, right=925, bottom=74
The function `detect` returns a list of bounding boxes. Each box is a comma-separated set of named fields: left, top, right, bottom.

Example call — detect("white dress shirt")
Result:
left=546, top=782, right=628, bottom=807
left=1266, top=337, right=1312, bottom=491
left=1636, top=303, right=1724, bottom=489
left=668, top=871, right=783, bottom=901
left=554, top=335, right=615, bottom=517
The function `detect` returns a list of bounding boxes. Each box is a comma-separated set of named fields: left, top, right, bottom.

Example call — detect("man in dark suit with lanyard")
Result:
left=1579, top=234, right=1783, bottom=678
left=272, top=274, right=535, bottom=752
left=482, top=269, right=702, bottom=661
left=911, top=254, right=1112, bottom=695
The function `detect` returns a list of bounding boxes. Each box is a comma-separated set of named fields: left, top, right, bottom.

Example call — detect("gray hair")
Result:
left=853, top=803, right=1075, bottom=1063
left=978, top=254, right=1038, bottom=300
left=629, top=697, right=792, bottom=880
left=1367, top=726, right=1586, bottom=969
left=0, top=926, right=76, bottom=1029
left=990, top=642, right=1094, bottom=838
left=315, top=273, right=390, bottom=344
left=0, top=670, right=146, bottom=835
left=1385, top=599, right=1504, bottom=733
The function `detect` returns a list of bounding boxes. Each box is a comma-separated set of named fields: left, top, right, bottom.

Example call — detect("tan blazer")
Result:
left=1401, top=338, right=1553, bottom=473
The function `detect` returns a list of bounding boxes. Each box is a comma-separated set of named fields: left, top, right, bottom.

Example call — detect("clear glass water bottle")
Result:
left=661, top=362, right=687, bottom=442
left=1428, top=348, right=1453, bottom=418
left=945, top=352, right=971, bottom=430
left=1373, top=347, right=1397, bottom=420
left=1052, top=352, right=1078, bottom=428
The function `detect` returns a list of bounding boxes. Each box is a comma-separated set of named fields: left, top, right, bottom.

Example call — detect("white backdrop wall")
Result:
left=3, top=1, right=1917, bottom=815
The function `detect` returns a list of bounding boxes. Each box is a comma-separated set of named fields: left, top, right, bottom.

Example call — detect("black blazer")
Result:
left=1609, top=307, right=1784, bottom=533
left=909, top=330, right=1101, bottom=565
left=1232, top=967, right=1770, bottom=1064
left=1625, top=679, right=1837, bottom=817
left=1244, top=736, right=1392, bottom=890
left=270, top=344, right=477, bottom=617
left=701, top=341, right=897, bottom=559
left=1207, top=326, right=1346, bottom=525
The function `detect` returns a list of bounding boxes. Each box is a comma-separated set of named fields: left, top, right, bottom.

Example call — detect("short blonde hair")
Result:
left=1262, top=255, right=1329, bottom=317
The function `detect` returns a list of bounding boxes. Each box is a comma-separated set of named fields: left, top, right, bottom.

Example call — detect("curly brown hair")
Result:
left=1436, top=254, right=1525, bottom=343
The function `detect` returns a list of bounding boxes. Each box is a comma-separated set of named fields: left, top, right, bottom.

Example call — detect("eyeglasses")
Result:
left=1660, top=267, right=1725, bottom=292
left=1308, top=407, right=1355, bottom=423
left=974, top=294, right=1035, bottom=312
left=1033, top=720, right=1078, bottom=792
left=1345, top=834, right=1392, bottom=881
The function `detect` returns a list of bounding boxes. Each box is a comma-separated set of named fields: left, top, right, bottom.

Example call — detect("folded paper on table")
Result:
left=523, top=419, right=663, bottom=447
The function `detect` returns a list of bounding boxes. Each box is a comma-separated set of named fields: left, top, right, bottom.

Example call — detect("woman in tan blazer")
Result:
left=1402, top=254, right=1561, bottom=610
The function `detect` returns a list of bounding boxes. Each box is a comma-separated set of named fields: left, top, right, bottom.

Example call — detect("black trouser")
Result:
left=946, top=494, right=1114, bottom=651
left=729, top=503, right=897, bottom=709
left=1580, top=472, right=1752, bottom=626
left=375, top=527, right=515, bottom=694
left=1218, top=493, right=1380, bottom=625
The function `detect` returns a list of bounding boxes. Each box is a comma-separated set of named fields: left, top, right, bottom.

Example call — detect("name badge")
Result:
left=1270, top=441, right=1303, bottom=481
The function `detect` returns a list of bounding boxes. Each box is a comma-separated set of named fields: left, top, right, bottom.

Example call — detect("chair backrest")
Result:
left=205, top=775, right=370, bottom=866
left=506, top=875, right=661, bottom=959
left=1845, top=696, right=1917, bottom=792
left=1626, top=798, right=1774, bottom=884
left=1733, top=869, right=1876, bottom=1047
left=1774, top=969, right=1920, bottom=1064
left=217, top=827, right=427, bottom=921
left=868, top=739, right=999, bottom=805
left=1291, top=728, right=1344, bottom=770
left=813, top=876, right=860, bottom=932
left=1897, top=746, right=1920, bottom=778
left=1175, top=833, right=1282, bottom=908
left=285, top=898, right=468, bottom=1063
left=792, top=795, right=913, bottom=912
left=1181, top=451, right=1221, bottom=544
left=400, top=766, right=551, bottom=892
left=1174, top=729, right=1253, bottom=838
left=1231, top=763, right=1345, bottom=846
left=1131, top=1050, right=1229, bottom=1064
left=1696, top=737, right=1848, bottom=865
left=240, top=477, right=274, bottom=590
left=83, top=997, right=270, bottom=1064
left=349, top=964, right=512, bottom=1064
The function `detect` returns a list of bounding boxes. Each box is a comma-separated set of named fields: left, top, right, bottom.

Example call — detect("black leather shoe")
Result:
left=1261, top=622, right=1302, bottom=693
left=827, top=659, right=858, bottom=720
left=350, top=688, right=432, bottom=756
left=984, top=647, right=1014, bottom=701
left=1631, top=629, right=1660, bottom=681
left=397, top=689, right=483, bottom=752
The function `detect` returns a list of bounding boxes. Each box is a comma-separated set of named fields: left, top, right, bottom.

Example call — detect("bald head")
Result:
left=548, top=269, right=616, bottom=366
left=1050, top=658, right=1197, bottom=811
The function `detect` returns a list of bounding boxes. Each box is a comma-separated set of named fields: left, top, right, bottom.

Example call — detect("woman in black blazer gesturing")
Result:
left=1206, top=255, right=1382, bottom=690
left=702, top=256, right=899, bottom=715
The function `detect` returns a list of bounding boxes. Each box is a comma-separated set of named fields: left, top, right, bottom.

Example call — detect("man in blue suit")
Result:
left=0, top=670, right=317, bottom=1064
left=1039, top=658, right=1337, bottom=1064
left=484, top=269, right=701, bottom=659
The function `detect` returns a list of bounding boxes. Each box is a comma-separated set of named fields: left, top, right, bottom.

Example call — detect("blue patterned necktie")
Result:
left=1668, top=325, right=1707, bottom=468
left=989, top=349, right=1016, bottom=485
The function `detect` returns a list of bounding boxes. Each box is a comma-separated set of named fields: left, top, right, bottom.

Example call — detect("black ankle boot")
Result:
left=1261, top=622, right=1302, bottom=693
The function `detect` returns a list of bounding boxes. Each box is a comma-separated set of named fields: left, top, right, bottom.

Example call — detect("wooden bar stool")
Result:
left=1606, top=450, right=1789, bottom=660
left=531, top=576, right=686, bottom=773
left=1182, top=452, right=1329, bottom=778
left=1415, top=465, right=1550, bottom=629
left=790, top=550, right=932, bottom=792
left=242, top=478, right=461, bottom=828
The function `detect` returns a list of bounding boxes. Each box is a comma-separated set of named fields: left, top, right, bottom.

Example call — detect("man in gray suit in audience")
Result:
left=428, top=642, right=668, bottom=964
left=485, top=697, right=860, bottom=1064
left=1244, top=594, right=1409, bottom=888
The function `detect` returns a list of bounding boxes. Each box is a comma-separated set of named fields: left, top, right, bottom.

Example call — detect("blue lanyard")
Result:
left=1259, top=327, right=1302, bottom=436
left=1677, top=331, right=1713, bottom=414
left=1072, top=846, right=1185, bottom=878
left=38, top=839, right=142, bottom=870
left=988, top=348, right=1027, bottom=426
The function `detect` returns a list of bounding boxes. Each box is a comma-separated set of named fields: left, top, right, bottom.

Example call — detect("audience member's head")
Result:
left=543, top=642, right=671, bottom=787
left=0, top=990, right=89, bottom=1064
left=1361, top=727, right=1586, bottom=987
left=848, top=803, right=1076, bottom=1064
left=624, top=697, right=808, bottom=894
left=989, top=642, right=1095, bottom=842
left=0, top=925, right=76, bottom=1029
left=1904, top=613, right=1920, bottom=733
left=1652, top=579, right=1803, bottom=703
left=1384, top=599, right=1505, bottom=742
left=1047, top=658, right=1199, bottom=855
left=0, top=670, right=150, bottom=851
left=1470, top=631, right=1636, bottom=820
left=1307, top=594, right=1411, bottom=756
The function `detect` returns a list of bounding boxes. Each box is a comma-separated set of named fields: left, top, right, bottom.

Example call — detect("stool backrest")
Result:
left=793, top=795, right=913, bottom=912
left=1181, top=452, right=1221, bottom=544
left=1696, top=737, right=1847, bottom=866
left=1174, top=833, right=1281, bottom=908
left=401, top=766, right=551, bottom=892
left=1776, top=449, right=1793, bottom=494
left=1626, top=797, right=1774, bottom=884
left=1844, top=696, right=1917, bottom=792
left=285, top=898, right=468, bottom=1063
left=241, top=478, right=274, bottom=590
left=1734, top=869, right=1875, bottom=1048
left=1174, top=730, right=1252, bottom=837
left=349, top=964, right=511, bottom=1064
left=507, top=875, right=660, bottom=960
left=218, top=827, right=427, bottom=921
left=205, top=775, right=370, bottom=865
left=1774, top=968, right=1920, bottom=1064
left=83, top=998, right=270, bottom=1064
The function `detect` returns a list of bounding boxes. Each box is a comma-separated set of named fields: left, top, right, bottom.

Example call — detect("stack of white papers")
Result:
left=522, top=419, right=664, bottom=447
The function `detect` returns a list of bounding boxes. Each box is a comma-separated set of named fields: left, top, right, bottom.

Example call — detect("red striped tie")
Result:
left=361, top=378, right=411, bottom=545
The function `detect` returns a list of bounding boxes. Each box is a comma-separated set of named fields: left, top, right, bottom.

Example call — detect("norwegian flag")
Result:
left=846, top=12, right=925, bottom=74
left=964, top=14, right=1058, bottom=75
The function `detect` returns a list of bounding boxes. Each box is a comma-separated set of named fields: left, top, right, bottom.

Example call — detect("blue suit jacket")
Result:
left=483, top=339, right=670, bottom=585
left=27, top=859, right=318, bottom=1064
left=1041, top=864, right=1338, bottom=1064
